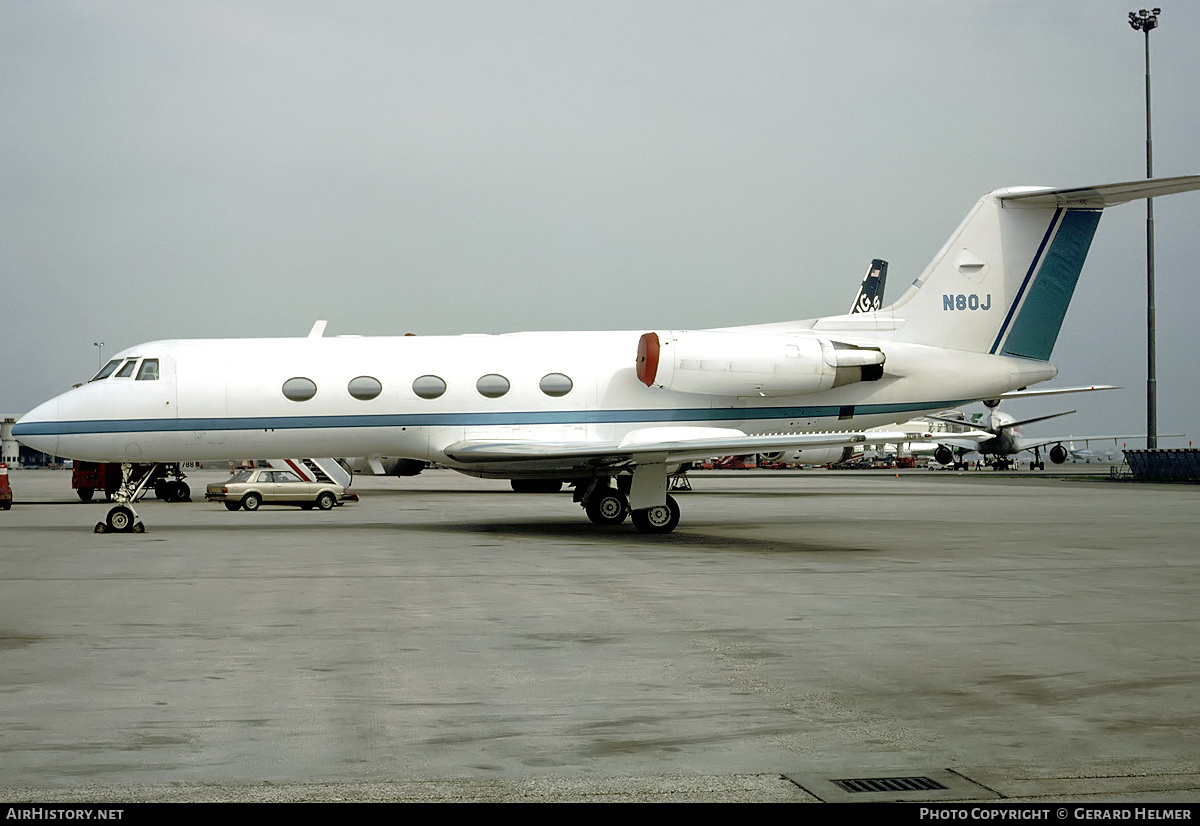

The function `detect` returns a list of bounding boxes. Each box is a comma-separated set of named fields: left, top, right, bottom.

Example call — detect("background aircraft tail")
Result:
left=885, top=176, right=1200, bottom=357
left=849, top=259, right=888, bottom=314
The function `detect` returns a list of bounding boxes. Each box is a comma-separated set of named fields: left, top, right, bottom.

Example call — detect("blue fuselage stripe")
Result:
left=13, top=399, right=976, bottom=437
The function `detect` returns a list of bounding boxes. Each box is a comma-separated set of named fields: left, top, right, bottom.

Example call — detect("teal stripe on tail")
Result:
left=999, top=209, right=1102, bottom=361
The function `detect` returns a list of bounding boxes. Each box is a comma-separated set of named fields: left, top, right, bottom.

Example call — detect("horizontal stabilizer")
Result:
left=999, top=385, right=1118, bottom=399
left=1000, top=175, right=1200, bottom=208
left=1004, top=410, right=1076, bottom=430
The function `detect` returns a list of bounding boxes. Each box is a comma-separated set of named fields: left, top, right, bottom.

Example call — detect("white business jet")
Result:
left=15, top=176, right=1200, bottom=533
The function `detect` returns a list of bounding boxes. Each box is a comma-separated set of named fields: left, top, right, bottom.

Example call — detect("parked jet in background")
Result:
left=850, top=259, right=888, bottom=314
left=15, top=176, right=1200, bottom=532
left=922, top=385, right=1173, bottom=469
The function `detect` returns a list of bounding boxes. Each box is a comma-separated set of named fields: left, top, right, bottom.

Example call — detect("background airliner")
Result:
left=15, top=176, right=1200, bottom=533
left=925, top=384, right=1131, bottom=469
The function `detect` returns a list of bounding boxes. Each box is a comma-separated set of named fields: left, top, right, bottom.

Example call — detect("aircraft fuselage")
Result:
left=17, top=330, right=1054, bottom=472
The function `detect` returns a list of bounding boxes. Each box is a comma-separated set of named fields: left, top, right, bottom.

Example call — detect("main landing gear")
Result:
left=573, top=475, right=683, bottom=534
left=95, top=463, right=164, bottom=533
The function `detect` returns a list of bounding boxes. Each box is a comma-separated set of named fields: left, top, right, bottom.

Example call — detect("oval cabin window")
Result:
left=348, top=375, right=382, bottom=400
left=412, top=375, right=447, bottom=400
left=539, top=373, right=573, bottom=397
left=282, top=377, right=318, bottom=402
left=476, top=374, right=510, bottom=399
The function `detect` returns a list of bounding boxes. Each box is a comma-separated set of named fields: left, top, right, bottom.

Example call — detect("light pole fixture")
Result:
left=93, top=341, right=105, bottom=370
left=1128, top=8, right=1160, bottom=448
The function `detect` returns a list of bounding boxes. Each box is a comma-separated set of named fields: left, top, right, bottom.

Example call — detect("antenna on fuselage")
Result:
left=307, top=320, right=328, bottom=338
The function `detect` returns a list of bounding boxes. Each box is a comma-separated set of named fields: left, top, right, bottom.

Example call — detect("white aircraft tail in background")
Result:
left=15, top=176, right=1200, bottom=533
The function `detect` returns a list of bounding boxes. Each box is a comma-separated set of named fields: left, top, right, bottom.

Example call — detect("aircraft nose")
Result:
left=12, top=398, right=61, bottom=458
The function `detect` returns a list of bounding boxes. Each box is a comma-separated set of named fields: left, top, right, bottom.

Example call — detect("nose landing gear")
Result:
left=95, top=463, right=160, bottom=533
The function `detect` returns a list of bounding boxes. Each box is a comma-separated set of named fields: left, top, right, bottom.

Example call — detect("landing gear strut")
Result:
left=95, top=463, right=161, bottom=533
left=1030, top=447, right=1045, bottom=471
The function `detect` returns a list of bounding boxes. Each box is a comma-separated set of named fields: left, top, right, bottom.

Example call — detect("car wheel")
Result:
left=241, top=493, right=261, bottom=512
left=315, top=491, right=336, bottom=511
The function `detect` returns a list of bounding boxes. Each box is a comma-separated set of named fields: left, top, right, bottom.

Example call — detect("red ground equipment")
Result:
left=72, top=461, right=123, bottom=502
left=0, top=463, right=12, bottom=510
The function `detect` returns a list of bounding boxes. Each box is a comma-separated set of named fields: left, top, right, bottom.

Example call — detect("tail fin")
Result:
left=887, top=175, right=1200, bottom=357
left=849, top=259, right=888, bottom=314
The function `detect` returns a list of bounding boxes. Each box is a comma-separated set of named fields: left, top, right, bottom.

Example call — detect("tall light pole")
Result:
left=93, top=341, right=105, bottom=370
left=1129, top=8, right=1161, bottom=448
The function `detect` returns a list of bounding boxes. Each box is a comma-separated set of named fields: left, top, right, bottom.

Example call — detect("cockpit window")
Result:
left=115, top=359, right=138, bottom=378
left=90, top=359, right=122, bottom=382
left=136, top=359, right=160, bottom=381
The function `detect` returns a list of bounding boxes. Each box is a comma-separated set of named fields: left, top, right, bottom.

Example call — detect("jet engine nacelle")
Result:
left=934, top=445, right=954, bottom=466
left=761, top=446, right=854, bottom=465
left=1049, top=444, right=1068, bottom=464
left=387, top=458, right=427, bottom=476
left=636, top=331, right=884, bottom=397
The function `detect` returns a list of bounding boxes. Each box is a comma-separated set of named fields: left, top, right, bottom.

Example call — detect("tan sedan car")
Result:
left=205, top=468, right=356, bottom=512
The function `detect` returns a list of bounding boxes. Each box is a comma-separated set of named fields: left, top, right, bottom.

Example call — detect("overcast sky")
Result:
left=3, top=0, right=1198, bottom=443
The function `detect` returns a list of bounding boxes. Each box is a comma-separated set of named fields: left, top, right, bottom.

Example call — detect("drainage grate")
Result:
left=833, top=776, right=947, bottom=794
left=786, top=769, right=999, bottom=803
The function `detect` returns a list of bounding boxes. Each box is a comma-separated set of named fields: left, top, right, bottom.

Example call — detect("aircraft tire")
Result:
left=631, top=495, right=680, bottom=535
left=224, top=501, right=241, bottom=511
left=241, top=493, right=262, bottom=512
left=106, top=505, right=134, bottom=532
left=77, top=488, right=94, bottom=503
left=173, top=481, right=191, bottom=502
left=316, top=492, right=336, bottom=511
left=586, top=490, right=628, bottom=526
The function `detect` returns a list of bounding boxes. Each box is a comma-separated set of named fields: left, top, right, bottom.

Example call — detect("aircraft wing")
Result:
left=924, top=432, right=993, bottom=451
left=442, top=427, right=929, bottom=468
left=1016, top=433, right=1184, bottom=452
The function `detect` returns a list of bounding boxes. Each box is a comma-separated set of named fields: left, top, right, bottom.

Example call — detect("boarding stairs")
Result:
left=266, top=458, right=353, bottom=489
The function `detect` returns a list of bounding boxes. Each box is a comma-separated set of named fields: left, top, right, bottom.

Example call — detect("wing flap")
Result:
left=440, top=427, right=931, bottom=468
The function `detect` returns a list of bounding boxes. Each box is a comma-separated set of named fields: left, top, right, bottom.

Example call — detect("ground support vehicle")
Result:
left=73, top=462, right=192, bottom=503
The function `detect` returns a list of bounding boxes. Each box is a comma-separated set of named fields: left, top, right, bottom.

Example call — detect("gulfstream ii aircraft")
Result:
left=15, top=176, right=1200, bottom=533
